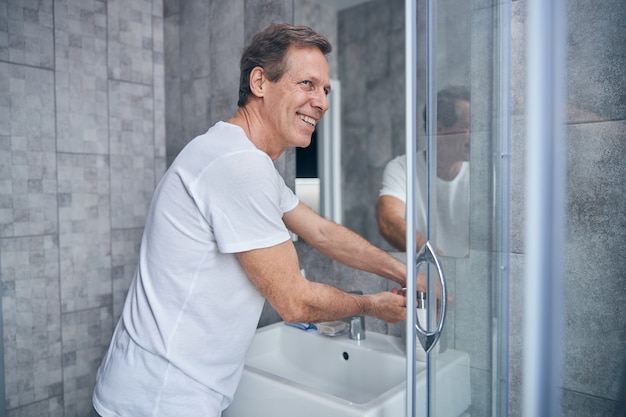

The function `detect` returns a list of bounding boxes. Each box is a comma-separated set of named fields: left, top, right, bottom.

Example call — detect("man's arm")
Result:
left=235, top=239, right=406, bottom=324
left=283, top=202, right=407, bottom=287
left=376, top=195, right=427, bottom=252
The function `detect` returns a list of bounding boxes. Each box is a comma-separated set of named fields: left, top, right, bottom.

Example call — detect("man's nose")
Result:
left=312, top=90, right=330, bottom=113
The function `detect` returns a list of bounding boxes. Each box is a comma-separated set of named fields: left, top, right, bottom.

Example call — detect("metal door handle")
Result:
left=414, top=241, right=447, bottom=353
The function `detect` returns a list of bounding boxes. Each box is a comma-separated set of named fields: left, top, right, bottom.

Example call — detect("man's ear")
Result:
left=249, top=66, right=267, bottom=98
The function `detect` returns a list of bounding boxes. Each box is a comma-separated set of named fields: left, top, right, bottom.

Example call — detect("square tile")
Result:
left=0, top=63, right=56, bottom=238
left=57, top=153, right=111, bottom=312
left=1, top=236, right=62, bottom=409
left=108, top=80, right=156, bottom=229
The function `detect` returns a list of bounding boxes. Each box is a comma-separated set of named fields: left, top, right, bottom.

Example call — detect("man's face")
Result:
left=437, top=99, right=471, bottom=162
left=263, top=46, right=331, bottom=150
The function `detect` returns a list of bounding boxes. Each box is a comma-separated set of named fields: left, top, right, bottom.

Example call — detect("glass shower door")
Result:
left=405, top=0, right=511, bottom=416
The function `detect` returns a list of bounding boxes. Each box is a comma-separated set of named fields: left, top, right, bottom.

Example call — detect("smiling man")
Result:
left=92, top=23, right=413, bottom=417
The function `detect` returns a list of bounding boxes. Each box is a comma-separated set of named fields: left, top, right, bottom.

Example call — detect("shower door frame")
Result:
left=404, top=0, right=513, bottom=416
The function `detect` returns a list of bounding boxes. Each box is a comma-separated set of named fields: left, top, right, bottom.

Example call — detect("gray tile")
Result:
left=164, top=76, right=183, bottom=165
left=107, top=0, right=155, bottom=84
left=508, top=253, right=525, bottom=417
left=562, top=122, right=626, bottom=399
left=509, top=116, right=526, bottom=255
left=454, top=250, right=493, bottom=371
left=0, top=236, right=62, bottom=410
left=294, top=0, right=339, bottom=78
left=567, top=121, right=626, bottom=241
left=111, top=228, right=142, bottom=320
left=510, top=1, right=527, bottom=117
left=179, top=0, right=211, bottom=80
left=469, top=6, right=495, bottom=135
left=0, top=63, right=57, bottom=238
left=61, top=307, right=113, bottom=417
left=163, top=0, right=179, bottom=18
left=566, top=0, right=626, bottom=122
left=6, top=395, right=63, bottom=417
left=244, top=0, right=292, bottom=42
left=163, top=12, right=180, bottom=80
left=561, top=389, right=619, bottom=417
left=108, top=80, right=156, bottom=229
left=152, top=13, right=166, bottom=169
left=152, top=0, right=164, bottom=18
left=468, top=367, right=491, bottom=417
left=207, top=1, right=243, bottom=99
left=180, top=75, right=212, bottom=142
left=1, top=0, right=54, bottom=68
left=57, top=153, right=112, bottom=312
left=469, top=130, right=493, bottom=252
left=54, top=0, right=108, bottom=154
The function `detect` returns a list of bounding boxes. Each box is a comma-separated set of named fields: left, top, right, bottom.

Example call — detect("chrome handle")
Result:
left=414, top=241, right=447, bottom=353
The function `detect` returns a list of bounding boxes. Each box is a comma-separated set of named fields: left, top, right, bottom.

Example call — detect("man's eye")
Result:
left=301, top=80, right=312, bottom=87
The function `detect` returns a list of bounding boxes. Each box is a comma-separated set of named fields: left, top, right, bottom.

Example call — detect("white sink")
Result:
left=223, top=322, right=471, bottom=417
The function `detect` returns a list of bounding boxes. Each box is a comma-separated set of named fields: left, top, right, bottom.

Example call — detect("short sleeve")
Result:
left=192, top=150, right=298, bottom=254
left=379, top=155, right=407, bottom=202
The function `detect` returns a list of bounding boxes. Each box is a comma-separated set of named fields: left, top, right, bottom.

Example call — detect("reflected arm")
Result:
left=376, top=195, right=427, bottom=252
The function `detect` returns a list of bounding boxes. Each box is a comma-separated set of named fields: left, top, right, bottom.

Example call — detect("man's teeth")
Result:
left=300, top=115, right=316, bottom=126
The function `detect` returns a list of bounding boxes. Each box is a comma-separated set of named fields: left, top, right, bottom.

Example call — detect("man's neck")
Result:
left=422, top=151, right=463, bottom=181
left=227, top=107, right=283, bottom=161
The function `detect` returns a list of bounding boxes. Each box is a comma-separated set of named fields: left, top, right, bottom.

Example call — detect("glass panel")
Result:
left=423, top=0, right=511, bottom=416
left=294, top=1, right=511, bottom=416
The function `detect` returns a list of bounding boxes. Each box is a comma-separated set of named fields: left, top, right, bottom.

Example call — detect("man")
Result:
left=377, top=86, right=470, bottom=257
left=93, top=23, right=413, bottom=417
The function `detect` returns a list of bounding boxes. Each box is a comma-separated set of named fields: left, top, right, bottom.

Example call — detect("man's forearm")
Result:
left=313, top=221, right=406, bottom=286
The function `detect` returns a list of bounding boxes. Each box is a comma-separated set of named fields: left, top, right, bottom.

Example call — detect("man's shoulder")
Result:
left=385, top=154, right=407, bottom=170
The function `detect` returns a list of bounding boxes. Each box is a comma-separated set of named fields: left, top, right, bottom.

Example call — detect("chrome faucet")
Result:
left=349, top=315, right=366, bottom=340
left=347, top=290, right=366, bottom=340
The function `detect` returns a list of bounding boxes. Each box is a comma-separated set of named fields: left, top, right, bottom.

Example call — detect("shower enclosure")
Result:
left=402, top=0, right=512, bottom=415
left=403, top=0, right=571, bottom=415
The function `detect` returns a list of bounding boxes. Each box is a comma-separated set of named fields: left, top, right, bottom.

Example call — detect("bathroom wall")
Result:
left=0, top=0, right=165, bottom=415
left=0, top=0, right=293, bottom=416
left=507, top=1, right=626, bottom=415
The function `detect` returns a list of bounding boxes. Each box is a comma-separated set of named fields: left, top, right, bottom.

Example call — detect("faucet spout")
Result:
left=349, top=315, right=366, bottom=340
left=347, top=290, right=366, bottom=340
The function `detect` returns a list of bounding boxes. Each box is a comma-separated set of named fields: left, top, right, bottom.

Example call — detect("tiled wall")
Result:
left=507, top=1, right=626, bottom=416
left=0, top=0, right=165, bottom=415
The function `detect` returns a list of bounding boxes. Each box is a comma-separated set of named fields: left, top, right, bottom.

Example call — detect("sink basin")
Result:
left=223, top=322, right=471, bottom=417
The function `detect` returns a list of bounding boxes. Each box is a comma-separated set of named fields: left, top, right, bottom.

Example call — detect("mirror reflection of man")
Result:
left=377, top=86, right=470, bottom=257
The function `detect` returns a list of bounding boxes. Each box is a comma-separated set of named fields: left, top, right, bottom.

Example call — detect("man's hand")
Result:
left=362, top=291, right=407, bottom=323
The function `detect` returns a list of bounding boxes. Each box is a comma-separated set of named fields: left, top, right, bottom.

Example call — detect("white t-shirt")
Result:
left=93, top=122, right=299, bottom=416
left=379, top=154, right=469, bottom=257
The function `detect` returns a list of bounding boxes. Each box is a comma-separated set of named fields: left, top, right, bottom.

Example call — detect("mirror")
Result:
left=295, top=0, right=471, bottom=257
